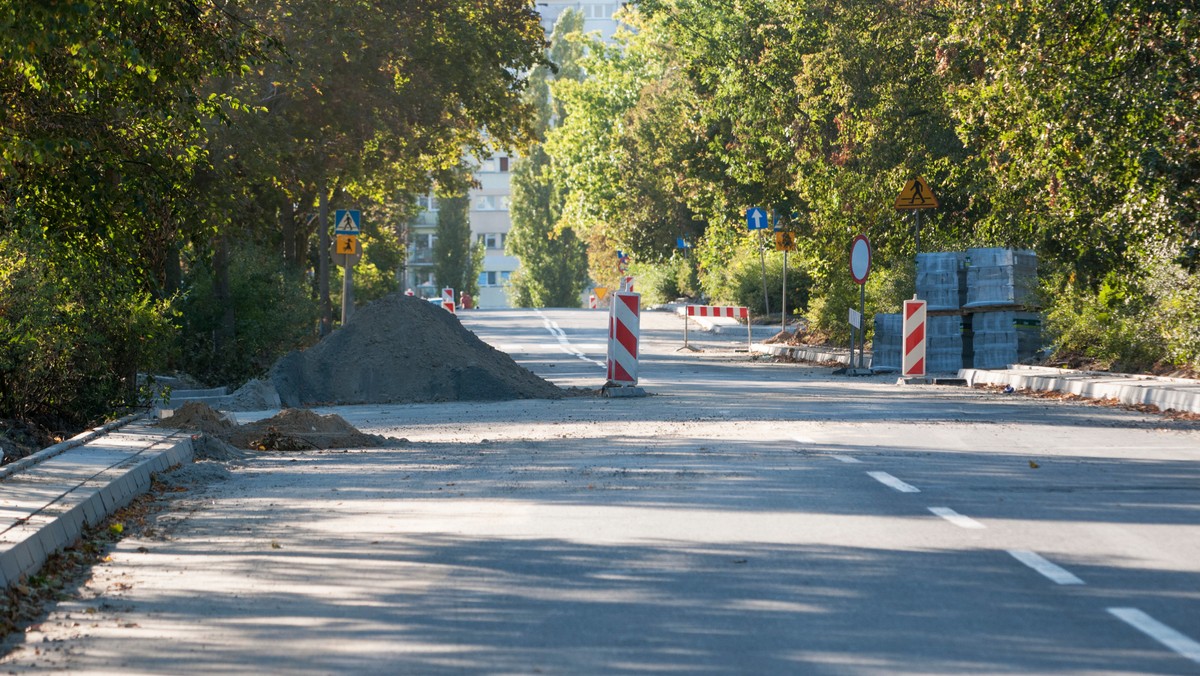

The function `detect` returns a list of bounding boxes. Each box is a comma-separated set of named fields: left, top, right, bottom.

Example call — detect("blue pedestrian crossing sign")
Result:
left=334, top=209, right=361, bottom=235
left=746, top=207, right=767, bottom=230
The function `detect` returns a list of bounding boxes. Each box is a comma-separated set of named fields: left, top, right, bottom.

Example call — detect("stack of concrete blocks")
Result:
left=964, top=248, right=1039, bottom=308
left=871, top=313, right=902, bottom=371
left=964, top=248, right=1041, bottom=369
left=927, top=315, right=965, bottom=373
left=916, top=252, right=967, bottom=311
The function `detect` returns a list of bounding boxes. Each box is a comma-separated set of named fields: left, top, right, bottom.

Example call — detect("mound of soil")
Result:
left=226, top=408, right=383, bottom=450
left=269, top=293, right=563, bottom=406
left=156, top=401, right=236, bottom=435
left=160, top=403, right=383, bottom=451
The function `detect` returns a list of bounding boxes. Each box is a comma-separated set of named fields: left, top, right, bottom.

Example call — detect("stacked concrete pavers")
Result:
left=870, top=248, right=1041, bottom=373
left=964, top=248, right=1042, bottom=369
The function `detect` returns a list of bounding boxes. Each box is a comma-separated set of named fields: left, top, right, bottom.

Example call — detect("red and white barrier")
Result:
left=902, top=298, right=927, bottom=377
left=588, top=294, right=597, bottom=309
left=442, top=287, right=456, bottom=314
left=686, top=305, right=748, bottom=319
left=620, top=276, right=635, bottom=293
left=607, top=291, right=640, bottom=386
left=682, top=305, right=752, bottom=352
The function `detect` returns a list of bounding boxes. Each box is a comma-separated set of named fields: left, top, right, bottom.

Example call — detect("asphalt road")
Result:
left=3, top=307, right=1199, bottom=674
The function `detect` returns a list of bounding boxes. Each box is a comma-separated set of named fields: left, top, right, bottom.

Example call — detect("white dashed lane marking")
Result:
left=1007, top=550, right=1085, bottom=585
left=867, top=471, right=920, bottom=493
left=1108, top=608, right=1200, bottom=665
left=928, top=506, right=986, bottom=529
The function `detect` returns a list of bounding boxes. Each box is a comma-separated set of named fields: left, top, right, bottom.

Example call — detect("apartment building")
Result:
left=401, top=2, right=621, bottom=308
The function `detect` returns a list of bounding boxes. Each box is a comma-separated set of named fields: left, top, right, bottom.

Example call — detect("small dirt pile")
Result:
left=226, top=408, right=383, bottom=450
left=160, top=403, right=383, bottom=451
left=269, top=293, right=563, bottom=406
left=156, top=401, right=236, bottom=435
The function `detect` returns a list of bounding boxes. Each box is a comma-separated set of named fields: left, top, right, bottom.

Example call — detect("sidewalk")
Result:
left=0, top=418, right=192, bottom=590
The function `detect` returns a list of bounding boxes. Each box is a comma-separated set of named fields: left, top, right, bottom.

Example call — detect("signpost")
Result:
left=333, top=209, right=361, bottom=324
left=893, top=176, right=937, bottom=253
left=849, top=235, right=872, bottom=371
left=746, top=207, right=770, bottom=315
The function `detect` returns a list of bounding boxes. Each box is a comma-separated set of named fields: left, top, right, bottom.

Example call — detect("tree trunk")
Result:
left=213, top=234, right=236, bottom=357
left=281, top=191, right=297, bottom=268
left=318, top=182, right=332, bottom=336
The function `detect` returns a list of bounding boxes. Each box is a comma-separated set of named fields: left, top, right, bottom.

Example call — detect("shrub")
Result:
left=0, top=235, right=174, bottom=428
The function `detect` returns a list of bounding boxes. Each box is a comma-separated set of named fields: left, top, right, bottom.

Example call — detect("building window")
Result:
left=477, top=233, right=507, bottom=249
left=478, top=271, right=500, bottom=287
left=498, top=156, right=510, bottom=172
left=475, top=195, right=500, bottom=211
left=417, top=194, right=439, bottom=211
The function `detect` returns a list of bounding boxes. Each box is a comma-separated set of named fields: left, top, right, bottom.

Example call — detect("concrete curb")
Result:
left=0, top=411, right=146, bottom=481
left=960, top=366, right=1200, bottom=414
left=753, top=343, right=862, bottom=366
left=0, top=424, right=194, bottom=590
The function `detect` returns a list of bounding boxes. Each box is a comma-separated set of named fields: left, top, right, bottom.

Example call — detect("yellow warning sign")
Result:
left=336, top=234, right=359, bottom=255
left=774, top=231, right=796, bottom=252
left=894, top=176, right=939, bottom=210
left=595, top=286, right=609, bottom=300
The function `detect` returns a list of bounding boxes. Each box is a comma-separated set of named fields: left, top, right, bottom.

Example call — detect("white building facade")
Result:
left=401, top=2, right=621, bottom=308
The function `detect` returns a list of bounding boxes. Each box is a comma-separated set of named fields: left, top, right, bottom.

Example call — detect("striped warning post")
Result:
left=607, top=291, right=640, bottom=385
left=686, top=305, right=749, bottom=319
left=902, top=298, right=927, bottom=377
left=441, top=287, right=456, bottom=314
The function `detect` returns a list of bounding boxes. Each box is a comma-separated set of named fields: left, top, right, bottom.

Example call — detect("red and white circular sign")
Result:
left=850, top=235, right=872, bottom=285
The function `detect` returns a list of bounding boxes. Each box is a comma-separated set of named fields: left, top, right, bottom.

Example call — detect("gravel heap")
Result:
left=268, top=293, right=563, bottom=406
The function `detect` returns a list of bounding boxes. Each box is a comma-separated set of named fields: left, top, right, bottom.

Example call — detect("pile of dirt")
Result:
left=159, top=403, right=383, bottom=451
left=155, top=401, right=236, bottom=436
left=226, top=408, right=383, bottom=450
left=268, top=292, right=563, bottom=406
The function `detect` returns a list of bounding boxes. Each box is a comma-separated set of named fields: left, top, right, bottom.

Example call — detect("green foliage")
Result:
left=175, top=245, right=316, bottom=386
left=628, top=253, right=699, bottom=307
left=433, top=193, right=476, bottom=296
left=1044, top=245, right=1200, bottom=371
left=0, top=236, right=173, bottom=427
left=507, top=147, right=589, bottom=307
left=506, top=10, right=592, bottom=308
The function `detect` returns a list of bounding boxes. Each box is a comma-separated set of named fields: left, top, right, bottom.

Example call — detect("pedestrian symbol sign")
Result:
left=334, top=209, right=361, bottom=235
left=894, top=177, right=938, bottom=210
left=774, top=231, right=796, bottom=252
left=336, top=234, right=358, bottom=255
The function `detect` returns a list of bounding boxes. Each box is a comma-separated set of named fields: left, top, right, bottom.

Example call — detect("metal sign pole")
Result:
left=858, top=283, right=867, bottom=369
left=341, top=262, right=353, bottom=324
left=758, top=232, right=770, bottom=316
left=781, top=248, right=788, bottom=333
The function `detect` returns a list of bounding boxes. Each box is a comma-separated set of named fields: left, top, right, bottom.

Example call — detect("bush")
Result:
left=175, top=245, right=317, bottom=385
left=0, top=235, right=174, bottom=428
left=1044, top=244, right=1200, bottom=372
left=629, top=253, right=699, bottom=306
left=700, top=237, right=811, bottom=317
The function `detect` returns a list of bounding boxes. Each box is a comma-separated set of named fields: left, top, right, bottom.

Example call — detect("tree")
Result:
left=508, top=146, right=589, bottom=306
left=506, top=9, right=590, bottom=307
left=433, top=193, right=477, bottom=297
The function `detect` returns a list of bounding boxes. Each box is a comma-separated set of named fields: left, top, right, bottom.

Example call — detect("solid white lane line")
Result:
left=832, top=455, right=863, bottom=464
left=928, top=506, right=986, bottom=529
left=1007, top=550, right=1085, bottom=585
left=867, top=471, right=920, bottom=493
left=1108, top=607, right=1200, bottom=665
left=534, top=309, right=605, bottom=368
left=792, top=435, right=816, bottom=445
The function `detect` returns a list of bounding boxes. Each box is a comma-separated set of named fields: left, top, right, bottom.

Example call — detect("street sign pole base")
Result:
left=896, top=376, right=930, bottom=385
left=676, top=345, right=701, bottom=352
left=602, top=384, right=648, bottom=398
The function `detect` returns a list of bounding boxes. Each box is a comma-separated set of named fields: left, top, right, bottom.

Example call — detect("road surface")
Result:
left=3, top=308, right=1199, bottom=674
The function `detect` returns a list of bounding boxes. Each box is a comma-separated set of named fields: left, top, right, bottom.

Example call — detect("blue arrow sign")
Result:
left=334, top=209, right=361, bottom=235
left=746, top=207, right=767, bottom=231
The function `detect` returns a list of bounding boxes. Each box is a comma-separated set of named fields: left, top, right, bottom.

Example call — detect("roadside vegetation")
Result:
left=0, top=0, right=547, bottom=439
left=1, top=0, right=1197, bottom=445
left=540, top=0, right=1199, bottom=375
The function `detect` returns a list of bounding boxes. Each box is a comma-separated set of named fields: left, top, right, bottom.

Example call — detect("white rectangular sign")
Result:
left=848, top=308, right=862, bottom=329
